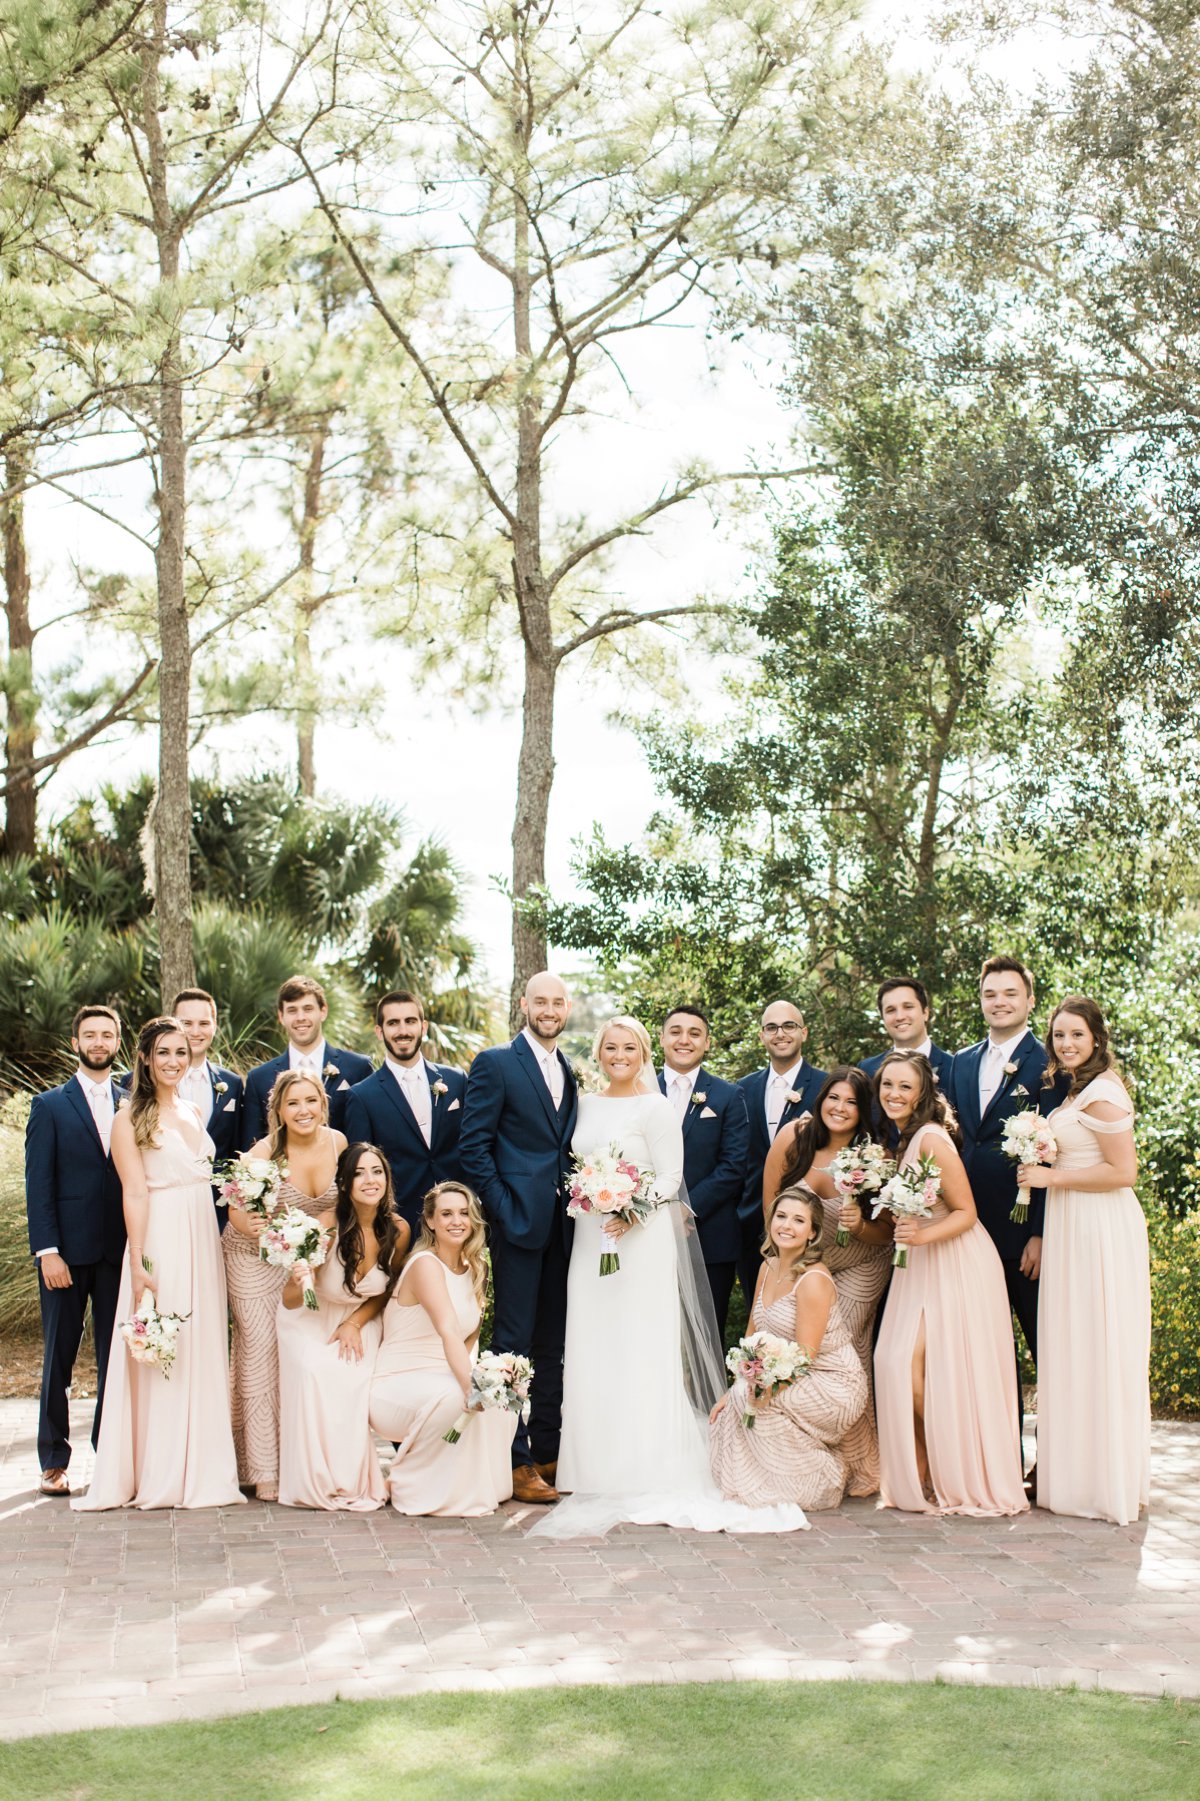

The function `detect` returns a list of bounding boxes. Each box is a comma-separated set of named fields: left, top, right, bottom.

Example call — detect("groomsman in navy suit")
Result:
left=860, top=978, right=954, bottom=1091
left=344, top=990, right=466, bottom=1235
left=737, top=1000, right=827, bottom=1313
left=459, top=972, right=577, bottom=1506
left=948, top=956, right=1053, bottom=1405
left=25, top=1006, right=127, bottom=1495
left=241, top=975, right=371, bottom=1147
left=658, top=1005, right=749, bottom=1337
left=170, top=988, right=242, bottom=1231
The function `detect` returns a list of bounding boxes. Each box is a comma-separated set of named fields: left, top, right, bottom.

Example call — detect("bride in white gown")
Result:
left=529, top=1016, right=808, bottom=1539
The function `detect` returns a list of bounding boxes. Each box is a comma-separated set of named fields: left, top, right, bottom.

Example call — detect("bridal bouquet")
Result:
left=567, top=1143, right=659, bottom=1275
left=119, top=1292, right=190, bottom=1379
left=216, top=1154, right=285, bottom=1221
left=829, top=1141, right=896, bottom=1247
left=443, top=1351, right=534, bottom=1444
left=259, top=1208, right=329, bottom=1308
left=872, top=1153, right=941, bottom=1267
left=1001, top=1112, right=1058, bottom=1223
left=725, top=1332, right=811, bottom=1429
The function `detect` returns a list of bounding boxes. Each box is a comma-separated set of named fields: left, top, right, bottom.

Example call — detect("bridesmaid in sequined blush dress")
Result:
left=224, top=1071, right=345, bottom=1499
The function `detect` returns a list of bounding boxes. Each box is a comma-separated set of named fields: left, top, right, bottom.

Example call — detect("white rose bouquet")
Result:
left=872, top=1153, right=941, bottom=1267
left=259, top=1208, right=329, bottom=1308
left=829, top=1140, right=896, bottom=1247
left=119, top=1292, right=190, bottom=1379
left=567, top=1143, right=659, bottom=1275
left=217, top=1155, right=286, bottom=1221
left=1001, top=1111, right=1058, bottom=1223
left=443, top=1351, right=534, bottom=1444
left=724, top=1331, right=812, bottom=1429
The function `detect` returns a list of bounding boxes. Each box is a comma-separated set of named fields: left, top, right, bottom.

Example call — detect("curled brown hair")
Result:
left=413, top=1181, right=489, bottom=1307
left=127, top=1016, right=188, bottom=1148
left=776, top=1065, right=877, bottom=1202
left=1043, top=995, right=1120, bottom=1098
left=874, top=1051, right=961, bottom=1158
left=333, top=1143, right=406, bottom=1298
left=265, top=1070, right=329, bottom=1162
left=761, top=1184, right=827, bottom=1274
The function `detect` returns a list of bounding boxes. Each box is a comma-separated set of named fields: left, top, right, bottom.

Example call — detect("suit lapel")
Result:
left=65, top=1077, right=107, bottom=1157
left=425, top=1060, right=446, bottom=1146
left=379, top=1065, right=430, bottom=1149
left=681, top=1065, right=708, bottom=1140
left=980, top=1034, right=1037, bottom=1128
left=514, top=1034, right=561, bottom=1136
left=958, top=1043, right=984, bottom=1135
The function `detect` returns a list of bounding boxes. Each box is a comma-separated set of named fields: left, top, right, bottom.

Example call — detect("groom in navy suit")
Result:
left=737, top=1000, right=826, bottom=1313
left=658, top=1005, right=749, bottom=1336
left=459, top=972, right=577, bottom=1506
left=241, top=975, right=371, bottom=1147
left=344, top=990, right=466, bottom=1234
left=25, top=1006, right=127, bottom=1495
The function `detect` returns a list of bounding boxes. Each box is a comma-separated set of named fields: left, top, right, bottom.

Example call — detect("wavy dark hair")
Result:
left=874, top=1051, right=961, bottom=1157
left=775, top=1065, right=878, bottom=1200
left=1042, top=995, right=1121, bottom=1099
left=127, top=1016, right=188, bottom=1149
left=333, top=1143, right=405, bottom=1298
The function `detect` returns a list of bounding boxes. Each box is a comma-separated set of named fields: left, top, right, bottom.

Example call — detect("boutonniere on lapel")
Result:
left=690, top=1090, right=708, bottom=1108
left=322, top=1063, right=340, bottom=1081
left=213, top=1081, right=229, bottom=1096
left=785, top=1088, right=804, bottom=1105
left=1002, top=1062, right=1020, bottom=1080
left=431, top=1079, right=449, bottom=1097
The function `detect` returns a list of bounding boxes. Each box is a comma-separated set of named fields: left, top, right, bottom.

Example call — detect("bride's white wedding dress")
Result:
left=528, top=1090, right=808, bottom=1539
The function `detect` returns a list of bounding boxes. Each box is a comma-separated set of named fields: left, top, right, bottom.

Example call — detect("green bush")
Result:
left=0, top=1093, right=37, bottom=1336
left=1147, top=1206, right=1200, bottom=1415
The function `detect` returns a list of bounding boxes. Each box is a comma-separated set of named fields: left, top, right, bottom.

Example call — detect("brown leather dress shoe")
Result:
left=533, top=1460, right=558, bottom=1486
left=39, top=1468, right=70, bottom=1496
left=511, top=1466, right=559, bottom=1504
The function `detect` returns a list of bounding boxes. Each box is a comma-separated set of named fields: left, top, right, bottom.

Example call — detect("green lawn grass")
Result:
left=3, top=1681, right=1196, bottom=1801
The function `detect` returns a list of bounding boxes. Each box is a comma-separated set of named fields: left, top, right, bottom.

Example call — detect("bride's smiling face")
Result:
left=598, top=1029, right=643, bottom=1086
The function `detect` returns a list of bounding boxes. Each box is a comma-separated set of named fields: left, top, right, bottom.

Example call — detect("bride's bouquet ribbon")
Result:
left=1000, top=1111, right=1058, bottom=1223
left=567, top=1143, right=659, bottom=1274
left=725, top=1331, right=811, bottom=1428
left=829, top=1140, right=896, bottom=1247
left=872, top=1152, right=940, bottom=1267
left=444, top=1351, right=534, bottom=1443
left=259, top=1208, right=329, bottom=1308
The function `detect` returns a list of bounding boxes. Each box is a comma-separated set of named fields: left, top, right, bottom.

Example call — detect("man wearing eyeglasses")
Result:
left=735, top=1000, right=826, bottom=1316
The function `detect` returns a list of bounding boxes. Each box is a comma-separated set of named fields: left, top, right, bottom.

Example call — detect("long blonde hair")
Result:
left=591, top=1014, right=657, bottom=1093
left=413, top=1181, right=489, bottom=1306
left=127, top=1016, right=188, bottom=1148
left=761, top=1184, right=827, bottom=1275
left=266, top=1069, right=330, bottom=1162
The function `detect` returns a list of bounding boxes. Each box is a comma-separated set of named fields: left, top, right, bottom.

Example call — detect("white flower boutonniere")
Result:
left=690, top=1090, right=708, bottom=1108
left=785, top=1089, right=804, bottom=1106
left=322, top=1063, right=340, bottom=1081
left=213, top=1081, right=229, bottom=1096
left=431, top=1079, right=449, bottom=1097
left=1003, top=1061, right=1019, bottom=1079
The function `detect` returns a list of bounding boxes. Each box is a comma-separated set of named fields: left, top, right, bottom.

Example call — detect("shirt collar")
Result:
left=522, top=1026, right=558, bottom=1066
left=387, top=1054, right=425, bottom=1081
left=769, top=1059, right=803, bottom=1085
left=912, top=1036, right=932, bottom=1059
left=76, top=1068, right=113, bottom=1096
left=667, top=1065, right=698, bottom=1094
left=289, top=1040, right=327, bottom=1072
left=987, top=1029, right=1029, bottom=1057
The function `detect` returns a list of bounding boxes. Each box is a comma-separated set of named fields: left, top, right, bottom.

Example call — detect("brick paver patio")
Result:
left=1, top=1400, right=1196, bottom=1739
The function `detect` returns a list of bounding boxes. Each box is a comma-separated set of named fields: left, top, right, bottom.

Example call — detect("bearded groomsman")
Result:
left=171, top=988, right=242, bottom=1231
left=460, top=972, right=577, bottom=1505
left=658, top=1005, right=749, bottom=1337
left=860, top=978, right=954, bottom=1089
left=345, top=990, right=466, bottom=1235
left=241, top=975, right=371, bottom=1147
left=736, top=1000, right=826, bottom=1313
left=25, top=1006, right=126, bottom=1496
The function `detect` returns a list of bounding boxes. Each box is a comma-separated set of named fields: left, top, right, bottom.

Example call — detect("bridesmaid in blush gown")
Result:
left=1019, top=997, right=1150, bottom=1524
left=75, top=1018, right=244, bottom=1511
left=872, top=1051, right=1027, bottom=1518
left=369, top=1181, right=516, bottom=1516
left=225, top=1071, right=345, bottom=1499
left=276, top=1143, right=408, bottom=1511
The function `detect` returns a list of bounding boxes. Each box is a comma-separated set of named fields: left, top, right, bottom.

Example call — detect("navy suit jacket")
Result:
left=344, top=1061, right=467, bottom=1232
left=25, top=1077, right=126, bottom=1267
left=948, top=1032, right=1052, bottom=1260
left=241, top=1044, right=372, bottom=1148
left=738, top=1061, right=827, bottom=1220
left=459, top=1035, right=578, bottom=1252
left=658, top=1066, right=749, bottom=1265
left=861, top=1042, right=954, bottom=1089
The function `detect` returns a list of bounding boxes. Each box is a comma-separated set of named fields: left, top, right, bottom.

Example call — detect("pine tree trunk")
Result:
left=295, top=423, right=327, bottom=798
left=509, top=639, right=555, bottom=1023
left=2, top=443, right=37, bottom=857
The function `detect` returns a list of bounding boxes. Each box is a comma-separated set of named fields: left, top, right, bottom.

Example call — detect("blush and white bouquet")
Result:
left=259, top=1208, right=329, bottom=1308
left=119, top=1291, right=190, bottom=1379
left=217, top=1155, right=286, bottom=1221
left=1001, top=1111, right=1058, bottom=1223
left=829, top=1140, right=896, bottom=1247
left=724, top=1332, right=812, bottom=1429
left=443, top=1350, right=534, bottom=1444
left=567, top=1143, right=659, bottom=1275
left=872, top=1153, right=941, bottom=1267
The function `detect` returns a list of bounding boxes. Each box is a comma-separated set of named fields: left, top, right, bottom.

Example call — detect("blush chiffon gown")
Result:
left=276, top=1251, right=388, bottom=1511
left=74, top=1111, right=244, bottom=1511
left=874, top=1122, right=1028, bottom=1517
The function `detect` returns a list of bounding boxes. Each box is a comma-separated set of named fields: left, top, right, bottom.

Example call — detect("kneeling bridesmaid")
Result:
left=369, top=1182, right=515, bottom=1516
left=276, top=1143, right=409, bottom=1511
left=709, top=1187, right=868, bottom=1511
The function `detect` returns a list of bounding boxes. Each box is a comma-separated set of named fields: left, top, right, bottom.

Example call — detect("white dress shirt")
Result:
left=979, top=1030, right=1028, bottom=1115
left=666, top=1065, right=697, bottom=1120
left=522, top=1026, right=564, bottom=1107
left=288, top=1039, right=328, bottom=1077
left=765, top=1060, right=804, bottom=1140
left=178, top=1061, right=214, bottom=1125
left=387, top=1056, right=432, bottom=1144
left=38, top=1070, right=115, bottom=1259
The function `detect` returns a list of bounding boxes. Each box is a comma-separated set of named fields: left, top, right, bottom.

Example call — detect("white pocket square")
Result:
left=447, top=1097, right=460, bottom=1112
left=338, top=1080, right=351, bottom=1091
left=223, top=1098, right=237, bottom=1111
left=700, top=1106, right=717, bottom=1119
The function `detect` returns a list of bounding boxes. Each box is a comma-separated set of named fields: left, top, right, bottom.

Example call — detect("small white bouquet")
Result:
left=829, top=1140, right=896, bottom=1247
left=444, top=1351, right=534, bottom=1443
left=724, top=1331, right=812, bottom=1429
left=567, top=1143, right=660, bottom=1275
left=259, top=1207, right=329, bottom=1308
left=873, top=1153, right=941, bottom=1267
left=119, top=1291, right=190, bottom=1379
left=217, top=1155, right=286, bottom=1221
left=1001, top=1111, right=1058, bottom=1223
